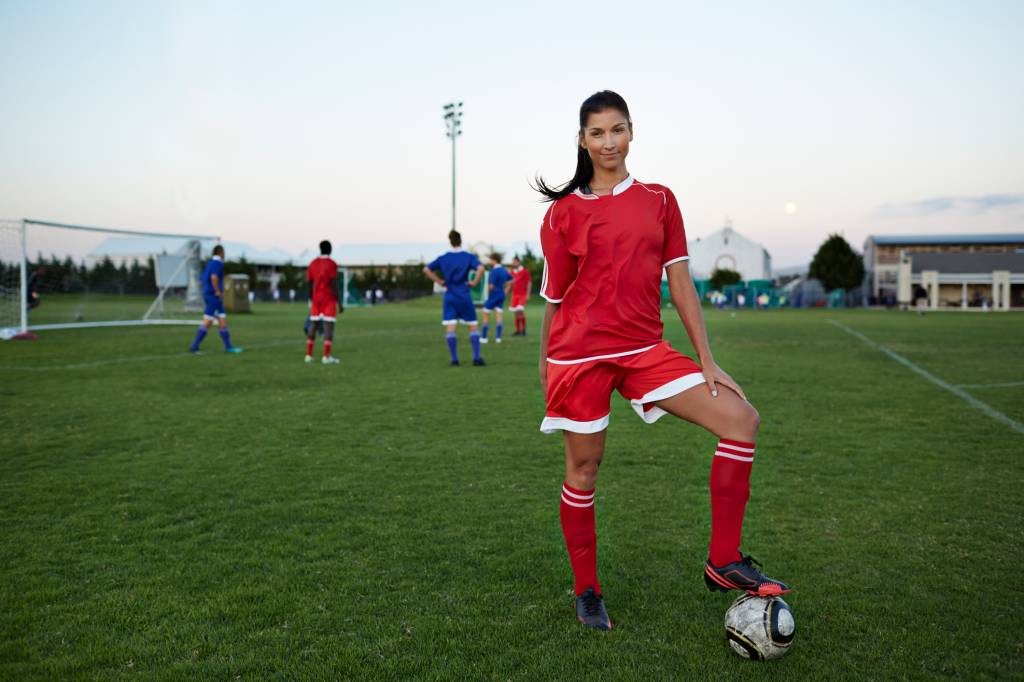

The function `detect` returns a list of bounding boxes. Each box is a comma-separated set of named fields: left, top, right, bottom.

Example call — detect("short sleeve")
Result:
left=539, top=202, right=577, bottom=303
left=427, top=255, right=441, bottom=271
left=469, top=254, right=481, bottom=270
left=661, top=189, right=689, bottom=268
left=306, top=263, right=315, bottom=281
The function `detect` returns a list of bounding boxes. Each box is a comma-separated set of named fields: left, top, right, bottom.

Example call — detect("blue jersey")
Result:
left=427, top=250, right=480, bottom=295
left=202, top=256, right=225, bottom=296
left=488, top=265, right=511, bottom=293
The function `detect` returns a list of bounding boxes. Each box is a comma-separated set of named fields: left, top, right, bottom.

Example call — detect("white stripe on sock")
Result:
left=561, top=486, right=595, bottom=501
left=715, top=450, right=755, bottom=463
left=717, top=442, right=755, bottom=454
left=561, top=495, right=594, bottom=508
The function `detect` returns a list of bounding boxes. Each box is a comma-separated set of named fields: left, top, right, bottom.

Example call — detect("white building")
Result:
left=686, top=223, right=772, bottom=281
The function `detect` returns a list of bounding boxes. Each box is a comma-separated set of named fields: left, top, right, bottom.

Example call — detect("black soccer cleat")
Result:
left=575, top=587, right=613, bottom=631
left=473, top=358, right=486, bottom=366
left=450, top=360, right=460, bottom=366
left=704, top=554, right=790, bottom=597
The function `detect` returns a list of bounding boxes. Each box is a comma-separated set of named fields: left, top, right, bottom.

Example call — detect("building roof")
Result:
left=869, top=233, right=1024, bottom=246
left=911, top=251, right=1024, bottom=273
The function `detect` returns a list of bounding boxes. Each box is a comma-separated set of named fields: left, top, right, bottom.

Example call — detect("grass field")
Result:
left=2, top=297, right=1022, bottom=680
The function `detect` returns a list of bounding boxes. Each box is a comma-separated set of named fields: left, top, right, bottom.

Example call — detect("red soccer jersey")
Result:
left=540, top=176, right=688, bottom=362
left=511, top=266, right=532, bottom=297
left=307, top=255, right=339, bottom=303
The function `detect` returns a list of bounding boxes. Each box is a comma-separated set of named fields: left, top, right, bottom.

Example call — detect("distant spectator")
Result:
left=375, top=287, right=384, bottom=304
left=289, top=288, right=296, bottom=303
left=273, top=287, right=281, bottom=303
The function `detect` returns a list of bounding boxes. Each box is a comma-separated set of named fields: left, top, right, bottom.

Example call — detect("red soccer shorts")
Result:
left=310, top=299, right=337, bottom=322
left=541, top=341, right=705, bottom=434
left=510, top=292, right=528, bottom=311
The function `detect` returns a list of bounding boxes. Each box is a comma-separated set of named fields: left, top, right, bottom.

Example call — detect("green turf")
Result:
left=1, top=298, right=1022, bottom=680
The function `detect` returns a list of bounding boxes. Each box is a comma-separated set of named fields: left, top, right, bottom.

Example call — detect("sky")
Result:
left=0, top=0, right=1021, bottom=268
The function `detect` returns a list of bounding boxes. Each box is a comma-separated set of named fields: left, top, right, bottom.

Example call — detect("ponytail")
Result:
left=533, top=90, right=631, bottom=202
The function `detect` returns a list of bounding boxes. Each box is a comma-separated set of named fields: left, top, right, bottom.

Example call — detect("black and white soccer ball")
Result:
left=724, top=594, right=795, bottom=661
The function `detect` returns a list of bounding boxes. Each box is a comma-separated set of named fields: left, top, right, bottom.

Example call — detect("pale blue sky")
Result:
left=1, top=0, right=1021, bottom=266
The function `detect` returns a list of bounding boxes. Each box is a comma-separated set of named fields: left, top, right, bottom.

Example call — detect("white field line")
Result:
left=827, top=320, right=1024, bottom=437
left=954, top=381, right=1024, bottom=389
left=0, top=327, right=422, bottom=372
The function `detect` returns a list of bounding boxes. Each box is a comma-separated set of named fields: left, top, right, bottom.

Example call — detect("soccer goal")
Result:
left=0, top=219, right=220, bottom=338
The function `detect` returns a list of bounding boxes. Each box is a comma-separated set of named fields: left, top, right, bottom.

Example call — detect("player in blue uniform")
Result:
left=189, top=245, right=243, bottom=354
left=480, top=254, right=512, bottom=344
left=423, top=230, right=485, bottom=366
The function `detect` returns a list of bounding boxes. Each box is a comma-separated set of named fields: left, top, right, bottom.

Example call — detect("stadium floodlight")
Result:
left=0, top=218, right=220, bottom=338
left=443, top=101, right=464, bottom=230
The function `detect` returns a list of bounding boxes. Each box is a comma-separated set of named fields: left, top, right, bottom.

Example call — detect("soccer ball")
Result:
left=724, top=594, right=795, bottom=661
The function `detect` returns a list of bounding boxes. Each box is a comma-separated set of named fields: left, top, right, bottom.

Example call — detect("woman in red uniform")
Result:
left=536, top=91, right=789, bottom=631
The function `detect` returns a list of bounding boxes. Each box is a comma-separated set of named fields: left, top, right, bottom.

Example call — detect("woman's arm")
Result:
left=538, top=301, right=559, bottom=392
left=665, top=261, right=746, bottom=401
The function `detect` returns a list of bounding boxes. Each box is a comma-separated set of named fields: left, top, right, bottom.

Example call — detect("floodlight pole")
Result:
left=443, top=102, right=463, bottom=231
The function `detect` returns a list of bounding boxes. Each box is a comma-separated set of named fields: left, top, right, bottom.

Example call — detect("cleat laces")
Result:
left=579, top=591, right=602, bottom=617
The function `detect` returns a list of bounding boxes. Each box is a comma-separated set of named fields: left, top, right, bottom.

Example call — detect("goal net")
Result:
left=0, top=219, right=219, bottom=338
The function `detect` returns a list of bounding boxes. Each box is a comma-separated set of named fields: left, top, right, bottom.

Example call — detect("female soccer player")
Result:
left=536, top=91, right=789, bottom=631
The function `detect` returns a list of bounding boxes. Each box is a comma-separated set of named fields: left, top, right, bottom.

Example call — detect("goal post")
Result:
left=0, top=218, right=219, bottom=337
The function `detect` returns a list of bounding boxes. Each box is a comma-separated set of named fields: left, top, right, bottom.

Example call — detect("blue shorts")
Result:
left=442, top=291, right=477, bottom=325
left=483, top=292, right=505, bottom=312
left=203, top=294, right=225, bottom=319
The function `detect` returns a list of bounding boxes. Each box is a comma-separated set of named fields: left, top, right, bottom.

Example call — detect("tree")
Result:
left=710, top=268, right=742, bottom=290
left=809, top=233, right=865, bottom=291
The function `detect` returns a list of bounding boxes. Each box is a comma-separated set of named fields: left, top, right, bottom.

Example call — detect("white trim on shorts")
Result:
left=508, top=305, right=525, bottom=311
left=482, top=307, right=503, bottom=313
left=309, top=315, right=336, bottom=322
left=441, top=319, right=477, bottom=325
left=546, top=344, right=658, bottom=366
left=629, top=372, right=707, bottom=424
left=203, top=313, right=227, bottom=320
left=540, top=414, right=610, bottom=435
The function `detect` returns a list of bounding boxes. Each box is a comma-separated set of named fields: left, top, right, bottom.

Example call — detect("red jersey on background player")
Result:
left=509, top=256, right=531, bottom=336
left=305, top=240, right=342, bottom=365
left=535, top=91, right=789, bottom=631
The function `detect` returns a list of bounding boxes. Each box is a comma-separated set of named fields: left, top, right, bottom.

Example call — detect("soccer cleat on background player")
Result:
left=321, top=355, right=339, bottom=364
left=480, top=337, right=488, bottom=344
left=304, top=355, right=313, bottom=364
left=473, top=358, right=486, bottom=366
left=704, top=554, right=790, bottom=596
left=495, top=338, right=502, bottom=344
left=575, top=588, right=612, bottom=631
left=226, top=347, right=244, bottom=354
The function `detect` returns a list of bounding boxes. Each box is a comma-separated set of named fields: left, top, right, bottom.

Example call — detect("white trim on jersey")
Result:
left=663, top=256, right=690, bottom=268
left=539, top=413, right=610, bottom=434
left=628, top=372, right=707, bottom=424
left=540, top=258, right=563, bottom=303
left=573, top=175, right=634, bottom=199
left=633, top=180, right=667, bottom=205
left=546, top=343, right=658, bottom=366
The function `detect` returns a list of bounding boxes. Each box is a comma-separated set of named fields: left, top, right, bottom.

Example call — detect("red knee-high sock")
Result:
left=560, top=482, right=599, bottom=596
left=520, top=313, right=527, bottom=334
left=324, top=339, right=332, bottom=357
left=306, top=339, right=314, bottom=356
left=708, top=439, right=755, bottom=567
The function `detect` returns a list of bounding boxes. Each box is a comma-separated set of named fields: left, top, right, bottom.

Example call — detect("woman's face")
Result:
left=579, top=108, right=632, bottom=174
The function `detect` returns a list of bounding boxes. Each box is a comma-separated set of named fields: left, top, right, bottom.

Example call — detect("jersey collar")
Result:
left=574, top=175, right=634, bottom=199
left=212, top=255, right=223, bottom=261
left=450, top=246, right=463, bottom=252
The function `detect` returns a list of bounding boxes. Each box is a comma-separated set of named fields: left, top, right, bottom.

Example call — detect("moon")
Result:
left=784, top=202, right=797, bottom=215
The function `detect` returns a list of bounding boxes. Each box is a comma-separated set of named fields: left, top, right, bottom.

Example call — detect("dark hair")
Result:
left=488, top=252, right=502, bottom=263
left=533, top=90, right=632, bottom=202
left=448, top=230, right=462, bottom=247
left=319, top=240, right=332, bottom=255
left=212, top=245, right=224, bottom=257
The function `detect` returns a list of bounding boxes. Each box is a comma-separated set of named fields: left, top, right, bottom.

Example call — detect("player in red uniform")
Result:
left=536, top=91, right=789, bottom=631
left=305, top=240, right=343, bottom=365
left=509, top=257, right=532, bottom=336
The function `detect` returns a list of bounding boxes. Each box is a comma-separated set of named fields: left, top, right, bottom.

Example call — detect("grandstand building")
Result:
left=863, top=233, right=1024, bottom=309
left=686, top=222, right=772, bottom=282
